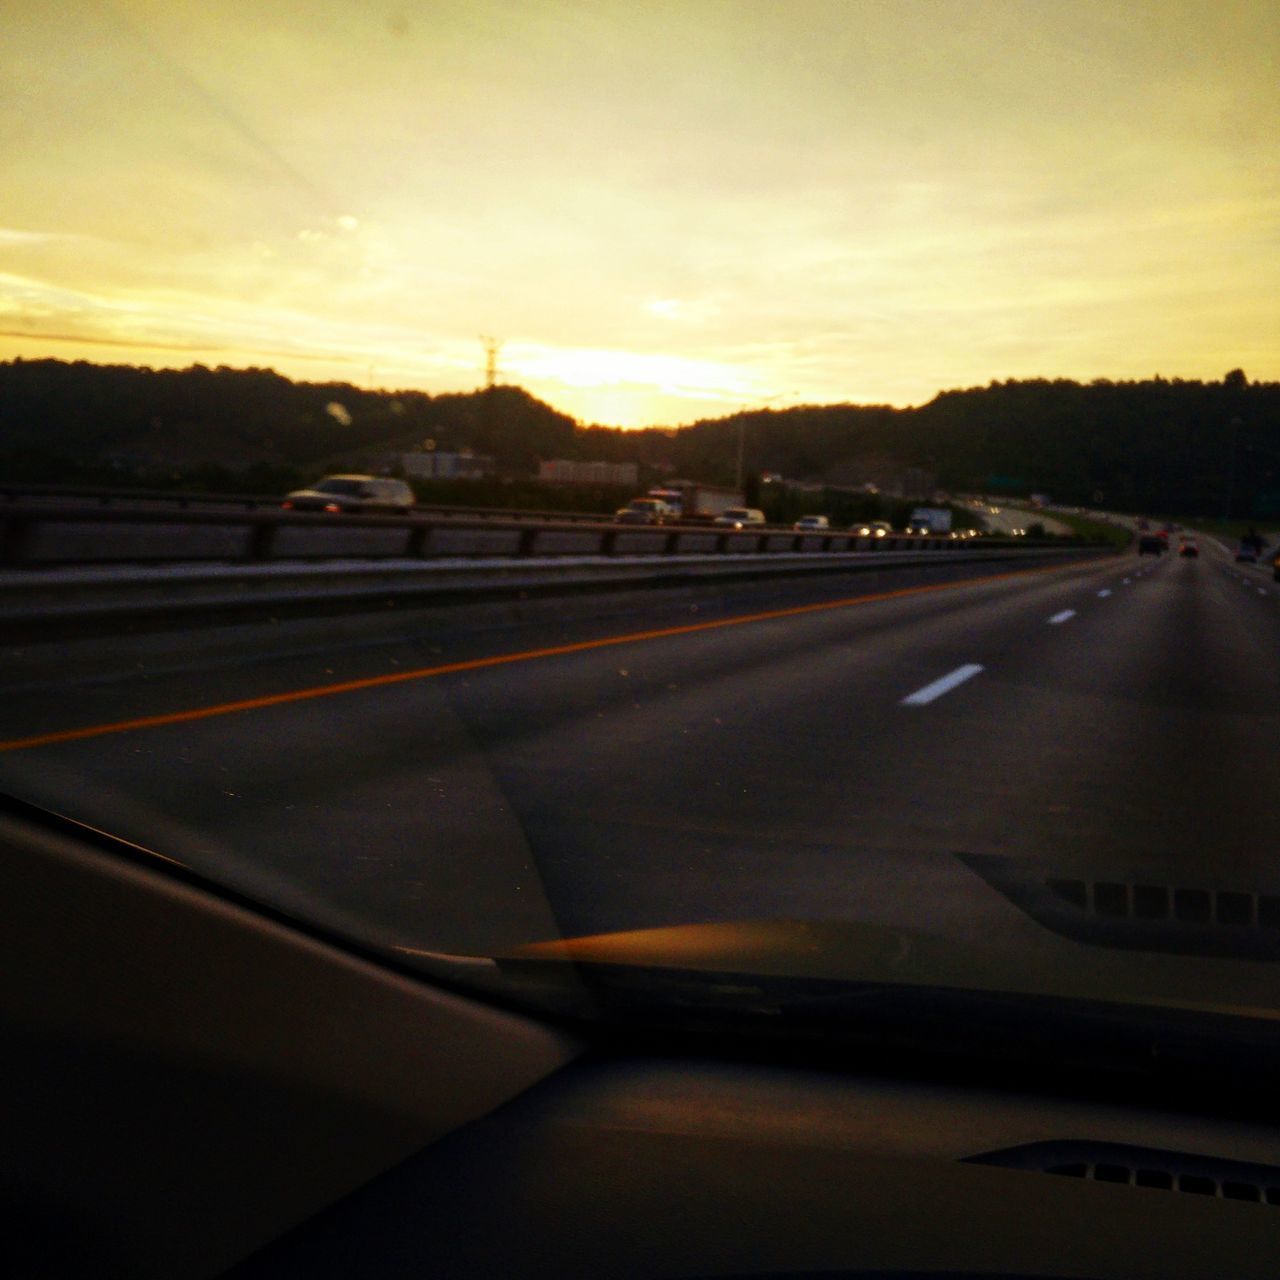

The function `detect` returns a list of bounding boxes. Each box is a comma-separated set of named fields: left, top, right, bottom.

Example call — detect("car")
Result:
left=281, top=475, right=415, bottom=515
left=1235, top=543, right=1260, bottom=563
left=1137, top=534, right=1165, bottom=554
left=1179, top=538, right=1198, bottom=558
left=713, top=507, right=766, bottom=529
left=854, top=520, right=892, bottom=537
left=793, top=515, right=829, bottom=531
left=614, top=497, right=676, bottom=525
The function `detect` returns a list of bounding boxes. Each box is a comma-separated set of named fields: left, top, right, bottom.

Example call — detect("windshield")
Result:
left=4, top=1, right=1280, bottom=1062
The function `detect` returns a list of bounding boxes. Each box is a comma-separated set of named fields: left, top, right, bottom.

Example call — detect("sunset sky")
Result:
left=3, top=0, right=1277, bottom=426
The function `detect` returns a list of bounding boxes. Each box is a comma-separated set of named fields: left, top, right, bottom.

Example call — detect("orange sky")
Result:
left=3, top=1, right=1277, bottom=426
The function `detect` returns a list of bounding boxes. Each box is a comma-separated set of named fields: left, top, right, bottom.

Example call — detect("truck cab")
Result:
left=614, top=498, right=676, bottom=525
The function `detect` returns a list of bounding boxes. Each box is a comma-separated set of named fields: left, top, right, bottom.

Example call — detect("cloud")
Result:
left=0, top=228, right=91, bottom=248
left=3, top=1, right=1277, bottom=421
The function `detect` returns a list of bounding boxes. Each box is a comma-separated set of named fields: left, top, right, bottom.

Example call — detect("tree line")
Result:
left=1, top=358, right=1276, bottom=518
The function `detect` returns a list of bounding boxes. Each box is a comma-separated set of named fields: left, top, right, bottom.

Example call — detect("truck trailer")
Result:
left=648, top=482, right=744, bottom=522
left=908, top=507, right=953, bottom=534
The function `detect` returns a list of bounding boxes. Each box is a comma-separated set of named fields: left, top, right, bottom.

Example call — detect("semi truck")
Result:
left=647, top=482, right=743, bottom=522
left=908, top=506, right=953, bottom=534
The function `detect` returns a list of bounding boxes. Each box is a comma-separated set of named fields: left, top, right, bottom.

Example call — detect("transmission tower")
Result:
left=480, top=335, right=501, bottom=391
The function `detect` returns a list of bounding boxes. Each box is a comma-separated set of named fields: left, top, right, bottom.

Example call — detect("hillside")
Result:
left=2, top=359, right=1278, bottom=519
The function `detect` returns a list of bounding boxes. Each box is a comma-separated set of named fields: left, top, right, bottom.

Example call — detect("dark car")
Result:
left=1137, top=534, right=1165, bottom=555
left=282, top=475, right=415, bottom=514
left=1179, top=538, right=1198, bottom=558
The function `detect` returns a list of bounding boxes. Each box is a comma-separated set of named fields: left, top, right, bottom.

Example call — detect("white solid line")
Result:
left=1097, top=589, right=1112, bottom=598
left=901, top=663, right=984, bottom=707
left=1048, top=609, right=1076, bottom=624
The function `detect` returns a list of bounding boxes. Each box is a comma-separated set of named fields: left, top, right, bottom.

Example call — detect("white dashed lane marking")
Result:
left=1097, top=589, right=1112, bottom=598
left=901, top=664, right=984, bottom=707
left=1048, top=610, right=1076, bottom=624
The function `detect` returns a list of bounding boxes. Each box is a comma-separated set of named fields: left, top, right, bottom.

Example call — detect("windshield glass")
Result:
left=3, top=1, right=1279, bottom=1055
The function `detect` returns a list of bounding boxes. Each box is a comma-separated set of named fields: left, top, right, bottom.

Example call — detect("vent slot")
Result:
left=1045, top=879, right=1272, bottom=928
left=961, top=854, right=1280, bottom=961
left=966, top=1141, right=1280, bottom=1206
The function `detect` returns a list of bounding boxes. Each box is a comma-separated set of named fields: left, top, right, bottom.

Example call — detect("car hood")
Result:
left=498, top=914, right=1280, bottom=1023
left=464, top=908, right=1280, bottom=1090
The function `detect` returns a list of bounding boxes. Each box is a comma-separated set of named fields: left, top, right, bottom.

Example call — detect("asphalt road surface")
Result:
left=3, top=540, right=1278, bottom=967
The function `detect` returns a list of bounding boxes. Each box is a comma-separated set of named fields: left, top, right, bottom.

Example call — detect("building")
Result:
left=400, top=451, right=494, bottom=480
left=538, top=459, right=639, bottom=487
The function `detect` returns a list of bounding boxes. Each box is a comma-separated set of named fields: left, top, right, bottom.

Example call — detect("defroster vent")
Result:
left=966, top=1140, right=1280, bottom=1205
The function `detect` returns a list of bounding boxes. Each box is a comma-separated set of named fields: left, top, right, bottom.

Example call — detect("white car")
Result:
left=713, top=507, right=766, bottom=529
left=281, top=475, right=415, bottom=514
left=793, top=515, right=830, bottom=531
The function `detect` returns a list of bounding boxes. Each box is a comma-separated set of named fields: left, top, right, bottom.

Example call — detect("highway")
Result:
left=965, top=499, right=1073, bottom=537
left=2, top=539, right=1279, bottom=967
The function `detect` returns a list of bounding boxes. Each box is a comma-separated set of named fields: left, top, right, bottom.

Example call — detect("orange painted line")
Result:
left=0, top=557, right=1104, bottom=752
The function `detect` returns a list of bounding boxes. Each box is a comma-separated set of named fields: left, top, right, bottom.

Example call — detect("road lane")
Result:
left=441, top=550, right=1277, bottom=942
left=0, top=554, right=1104, bottom=745
left=1, top=547, right=1276, bottom=963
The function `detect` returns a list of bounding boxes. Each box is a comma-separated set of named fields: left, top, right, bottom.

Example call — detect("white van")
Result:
left=713, top=507, right=766, bottom=529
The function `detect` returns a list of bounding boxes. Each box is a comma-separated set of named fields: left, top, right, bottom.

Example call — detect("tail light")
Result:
left=280, top=500, right=294, bottom=510
left=323, top=502, right=342, bottom=513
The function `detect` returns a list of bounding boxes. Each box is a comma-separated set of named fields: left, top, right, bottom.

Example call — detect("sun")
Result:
left=504, top=344, right=760, bottom=427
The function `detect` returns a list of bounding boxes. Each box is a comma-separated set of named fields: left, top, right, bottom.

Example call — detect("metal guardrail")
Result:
left=0, top=502, right=1069, bottom=568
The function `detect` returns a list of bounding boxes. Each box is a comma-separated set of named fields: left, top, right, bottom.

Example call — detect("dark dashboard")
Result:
left=4, top=796, right=1280, bottom=1280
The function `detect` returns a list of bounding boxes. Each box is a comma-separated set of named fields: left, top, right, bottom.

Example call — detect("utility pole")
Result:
left=736, top=391, right=794, bottom=492
left=480, top=336, right=501, bottom=391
